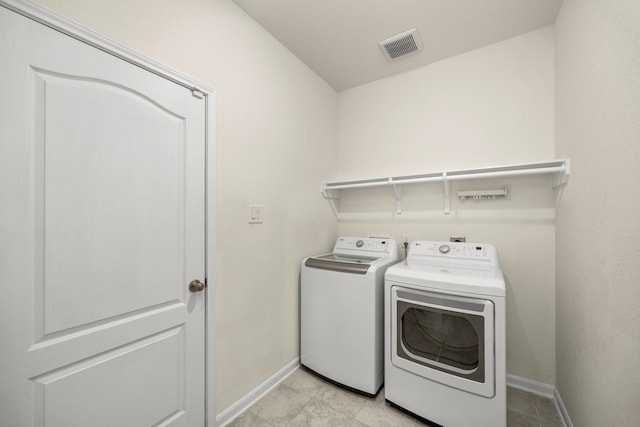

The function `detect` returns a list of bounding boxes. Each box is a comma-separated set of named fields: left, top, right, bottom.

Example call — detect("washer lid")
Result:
left=385, top=260, right=505, bottom=297
left=304, top=253, right=377, bottom=274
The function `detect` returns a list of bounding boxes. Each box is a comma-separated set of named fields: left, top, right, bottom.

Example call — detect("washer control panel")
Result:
left=334, top=236, right=394, bottom=253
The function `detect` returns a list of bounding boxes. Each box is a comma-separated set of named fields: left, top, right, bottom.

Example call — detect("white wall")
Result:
left=555, top=1, right=640, bottom=425
left=30, top=0, right=339, bottom=414
left=335, top=27, right=557, bottom=385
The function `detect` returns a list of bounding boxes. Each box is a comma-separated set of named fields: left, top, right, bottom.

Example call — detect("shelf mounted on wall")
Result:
left=321, top=159, right=570, bottom=217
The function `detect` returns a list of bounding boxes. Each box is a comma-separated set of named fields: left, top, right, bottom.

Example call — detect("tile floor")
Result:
left=226, top=367, right=563, bottom=427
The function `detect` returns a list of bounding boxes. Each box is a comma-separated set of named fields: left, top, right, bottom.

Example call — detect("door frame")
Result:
left=0, top=0, right=217, bottom=424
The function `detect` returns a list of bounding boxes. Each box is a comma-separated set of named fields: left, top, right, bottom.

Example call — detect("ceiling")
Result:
left=233, top=0, right=563, bottom=91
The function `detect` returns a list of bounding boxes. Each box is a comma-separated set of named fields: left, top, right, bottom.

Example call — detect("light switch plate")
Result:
left=248, top=204, right=263, bottom=224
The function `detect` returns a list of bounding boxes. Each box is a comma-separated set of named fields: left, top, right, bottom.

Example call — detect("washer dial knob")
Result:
left=439, top=244, right=451, bottom=254
left=356, top=239, right=364, bottom=248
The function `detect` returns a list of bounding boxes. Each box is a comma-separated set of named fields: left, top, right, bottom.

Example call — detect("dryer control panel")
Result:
left=409, top=241, right=499, bottom=266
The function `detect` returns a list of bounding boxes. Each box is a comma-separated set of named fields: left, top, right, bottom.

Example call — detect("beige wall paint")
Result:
left=29, top=0, right=338, bottom=414
left=335, top=28, right=558, bottom=384
left=337, top=28, right=555, bottom=180
left=555, top=1, right=640, bottom=425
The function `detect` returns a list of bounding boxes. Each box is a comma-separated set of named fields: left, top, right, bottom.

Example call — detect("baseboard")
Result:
left=553, top=387, right=574, bottom=427
left=506, top=374, right=573, bottom=427
left=215, top=357, right=300, bottom=427
left=506, top=373, right=555, bottom=398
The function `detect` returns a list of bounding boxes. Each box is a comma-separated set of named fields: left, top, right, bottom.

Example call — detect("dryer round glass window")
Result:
left=398, top=302, right=484, bottom=382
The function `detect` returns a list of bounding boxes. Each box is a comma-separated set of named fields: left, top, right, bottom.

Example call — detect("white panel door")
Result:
left=0, top=6, right=206, bottom=427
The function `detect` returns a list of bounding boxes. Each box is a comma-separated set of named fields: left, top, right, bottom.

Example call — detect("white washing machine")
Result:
left=301, top=236, right=400, bottom=395
left=384, top=240, right=506, bottom=427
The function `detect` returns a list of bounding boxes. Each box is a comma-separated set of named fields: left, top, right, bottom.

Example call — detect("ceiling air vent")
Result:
left=378, top=28, right=423, bottom=61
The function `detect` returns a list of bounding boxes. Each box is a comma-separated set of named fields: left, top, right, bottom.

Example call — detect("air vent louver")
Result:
left=379, top=28, right=423, bottom=61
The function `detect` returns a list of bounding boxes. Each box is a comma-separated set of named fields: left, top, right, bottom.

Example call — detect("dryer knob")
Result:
left=356, top=239, right=364, bottom=248
left=439, top=244, right=451, bottom=254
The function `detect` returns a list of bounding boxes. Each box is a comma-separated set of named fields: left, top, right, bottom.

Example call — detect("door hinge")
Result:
left=191, top=88, right=205, bottom=99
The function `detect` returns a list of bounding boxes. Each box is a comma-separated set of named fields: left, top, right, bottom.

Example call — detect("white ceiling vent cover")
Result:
left=379, top=28, right=423, bottom=61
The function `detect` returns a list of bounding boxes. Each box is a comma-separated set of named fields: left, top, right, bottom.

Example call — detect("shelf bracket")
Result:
left=443, top=172, right=451, bottom=215
left=321, top=187, right=340, bottom=218
left=552, top=159, right=570, bottom=187
left=393, top=184, right=402, bottom=214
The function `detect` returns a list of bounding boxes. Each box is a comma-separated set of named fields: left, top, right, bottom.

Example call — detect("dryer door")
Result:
left=390, top=285, right=495, bottom=397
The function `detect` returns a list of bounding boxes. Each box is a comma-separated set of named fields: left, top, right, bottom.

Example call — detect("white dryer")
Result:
left=384, top=240, right=506, bottom=427
left=301, top=237, right=400, bottom=395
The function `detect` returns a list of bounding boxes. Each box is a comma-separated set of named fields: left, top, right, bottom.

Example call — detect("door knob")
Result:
left=189, top=279, right=205, bottom=292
